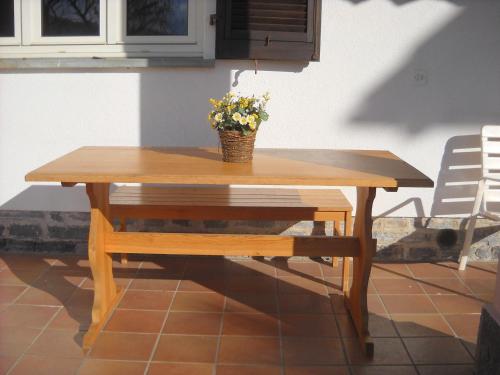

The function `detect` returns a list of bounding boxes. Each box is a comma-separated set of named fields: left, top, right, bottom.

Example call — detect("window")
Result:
left=216, top=0, right=322, bottom=61
left=0, top=0, right=21, bottom=45
left=0, top=0, right=212, bottom=59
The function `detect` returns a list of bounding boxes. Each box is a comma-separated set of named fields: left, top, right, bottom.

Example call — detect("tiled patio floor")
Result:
left=0, top=253, right=497, bottom=375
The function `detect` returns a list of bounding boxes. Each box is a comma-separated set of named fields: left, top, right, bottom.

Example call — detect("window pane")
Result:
left=0, top=0, right=15, bottom=37
left=42, top=0, right=100, bottom=36
left=127, top=0, right=188, bottom=36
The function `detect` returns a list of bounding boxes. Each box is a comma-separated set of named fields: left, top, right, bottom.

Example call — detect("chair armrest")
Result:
left=482, top=176, right=500, bottom=183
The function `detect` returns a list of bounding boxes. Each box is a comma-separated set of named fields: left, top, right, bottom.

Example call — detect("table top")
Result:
left=25, top=147, right=433, bottom=188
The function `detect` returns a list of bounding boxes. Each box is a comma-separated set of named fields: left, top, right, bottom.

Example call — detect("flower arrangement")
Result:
left=208, top=91, right=270, bottom=136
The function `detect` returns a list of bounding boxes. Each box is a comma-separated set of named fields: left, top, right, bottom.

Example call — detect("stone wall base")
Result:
left=0, top=211, right=499, bottom=261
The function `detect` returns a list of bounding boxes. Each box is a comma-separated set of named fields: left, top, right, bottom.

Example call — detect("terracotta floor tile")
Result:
left=416, top=365, right=475, bottom=375
left=28, top=329, right=85, bottom=358
left=461, top=278, right=496, bottom=295
left=429, top=295, right=483, bottom=314
left=0, top=355, right=18, bottom=375
left=218, top=336, right=281, bottom=365
left=217, top=365, right=281, bottom=375
left=148, top=362, right=214, bottom=375
left=380, top=295, right=436, bottom=314
left=78, top=359, right=147, bottom=375
left=283, top=337, right=345, bottom=365
left=163, top=312, right=222, bottom=335
left=128, top=277, right=179, bottom=291
left=184, top=257, right=226, bottom=276
left=444, top=314, right=481, bottom=338
left=455, top=266, right=496, bottom=280
left=171, top=292, right=224, bottom=312
left=119, top=290, right=174, bottom=310
left=350, top=366, right=418, bottom=375
left=15, top=286, right=74, bottom=306
left=281, top=314, right=338, bottom=337
left=372, top=278, right=424, bottom=294
left=0, top=255, right=51, bottom=271
left=367, top=295, right=387, bottom=314
left=285, top=366, right=350, bottom=375
left=33, top=270, right=87, bottom=288
left=227, top=260, right=276, bottom=277
left=105, top=309, right=166, bottom=333
left=223, top=312, right=279, bottom=336
left=48, top=307, right=91, bottom=331
left=0, top=269, right=45, bottom=286
left=275, top=261, right=322, bottom=277
left=0, top=285, right=27, bottom=304
left=178, top=277, right=226, bottom=293
left=8, top=355, right=81, bottom=375
left=0, top=304, right=59, bottom=329
left=226, top=276, right=276, bottom=293
left=407, top=263, right=458, bottom=278
left=460, top=337, right=477, bottom=358
left=225, top=293, right=277, bottom=313
left=330, top=294, right=349, bottom=314
left=278, top=276, right=328, bottom=295
left=403, top=337, right=473, bottom=364
left=153, top=335, right=218, bottom=363
left=370, top=264, right=412, bottom=279
left=344, top=338, right=411, bottom=365
left=89, top=332, right=157, bottom=360
left=279, top=294, right=332, bottom=314
left=81, top=274, right=132, bottom=290
left=418, top=278, right=473, bottom=295
left=65, top=288, right=94, bottom=309
left=139, top=258, right=187, bottom=275
left=392, top=314, right=453, bottom=337
left=324, top=277, right=343, bottom=294
left=0, top=327, right=41, bottom=356
left=320, top=259, right=349, bottom=277
left=368, top=314, right=398, bottom=337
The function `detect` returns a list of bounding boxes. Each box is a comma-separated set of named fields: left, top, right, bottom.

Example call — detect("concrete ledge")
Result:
left=0, top=57, right=215, bottom=70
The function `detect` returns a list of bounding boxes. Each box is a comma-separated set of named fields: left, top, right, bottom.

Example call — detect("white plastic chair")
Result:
left=459, top=125, right=500, bottom=270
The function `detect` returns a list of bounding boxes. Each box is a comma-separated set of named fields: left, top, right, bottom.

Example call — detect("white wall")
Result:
left=1, top=0, right=500, bottom=217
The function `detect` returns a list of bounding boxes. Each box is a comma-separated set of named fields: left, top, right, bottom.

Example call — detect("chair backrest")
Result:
left=481, top=125, right=500, bottom=209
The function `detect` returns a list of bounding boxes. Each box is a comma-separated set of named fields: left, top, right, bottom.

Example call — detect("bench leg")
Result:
left=83, top=183, right=122, bottom=351
left=119, top=218, right=128, bottom=265
left=342, top=211, right=353, bottom=294
left=345, top=187, right=376, bottom=357
left=332, top=220, right=341, bottom=267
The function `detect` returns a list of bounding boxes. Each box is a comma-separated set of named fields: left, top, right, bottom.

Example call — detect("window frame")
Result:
left=0, top=0, right=22, bottom=46
left=0, top=0, right=213, bottom=60
left=109, top=0, right=197, bottom=45
left=22, top=0, right=107, bottom=45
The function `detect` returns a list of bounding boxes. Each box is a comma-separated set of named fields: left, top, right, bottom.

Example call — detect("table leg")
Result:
left=83, top=183, right=122, bottom=351
left=345, top=187, right=376, bottom=357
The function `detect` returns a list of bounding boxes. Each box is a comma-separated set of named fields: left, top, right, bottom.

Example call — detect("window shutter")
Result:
left=216, top=0, right=321, bottom=61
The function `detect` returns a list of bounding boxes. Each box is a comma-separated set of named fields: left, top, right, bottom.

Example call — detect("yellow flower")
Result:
left=232, top=112, right=242, bottom=122
left=248, top=116, right=256, bottom=130
left=240, top=98, right=249, bottom=108
left=239, top=116, right=248, bottom=125
left=263, top=92, right=271, bottom=101
left=214, top=113, right=223, bottom=122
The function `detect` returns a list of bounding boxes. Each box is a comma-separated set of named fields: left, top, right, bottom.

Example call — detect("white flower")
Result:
left=214, top=113, right=223, bottom=122
left=232, top=112, right=242, bottom=122
left=239, top=116, right=248, bottom=125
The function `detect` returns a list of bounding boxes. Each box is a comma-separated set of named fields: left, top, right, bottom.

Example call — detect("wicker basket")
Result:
left=219, top=130, right=256, bottom=163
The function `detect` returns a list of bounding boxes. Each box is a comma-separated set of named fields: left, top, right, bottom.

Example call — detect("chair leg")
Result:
left=459, top=180, right=484, bottom=271
left=119, top=218, right=128, bottom=265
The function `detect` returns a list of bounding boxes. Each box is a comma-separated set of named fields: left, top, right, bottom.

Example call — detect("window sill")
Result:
left=0, top=57, right=215, bottom=70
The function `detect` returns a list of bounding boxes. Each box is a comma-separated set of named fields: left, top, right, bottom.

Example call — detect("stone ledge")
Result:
left=0, top=57, right=215, bottom=70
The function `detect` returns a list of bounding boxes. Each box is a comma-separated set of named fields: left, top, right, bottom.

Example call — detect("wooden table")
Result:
left=26, top=147, right=433, bottom=355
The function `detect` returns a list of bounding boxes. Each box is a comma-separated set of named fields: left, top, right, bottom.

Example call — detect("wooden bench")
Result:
left=110, top=186, right=353, bottom=291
